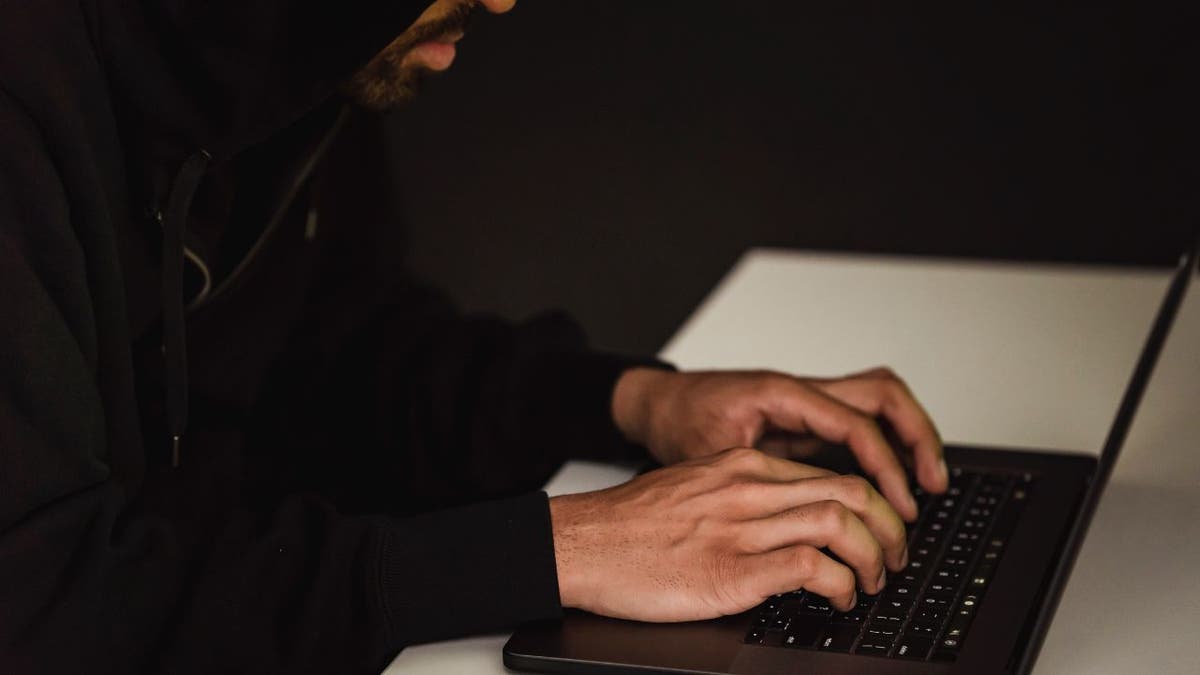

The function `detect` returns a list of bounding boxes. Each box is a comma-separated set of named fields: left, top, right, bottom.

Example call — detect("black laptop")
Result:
left=505, top=239, right=1196, bottom=675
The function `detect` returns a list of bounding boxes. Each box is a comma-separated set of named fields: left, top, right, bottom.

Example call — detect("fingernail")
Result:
left=938, top=459, right=949, bottom=485
left=876, top=568, right=887, bottom=593
left=848, top=590, right=857, bottom=610
left=900, top=548, right=909, bottom=570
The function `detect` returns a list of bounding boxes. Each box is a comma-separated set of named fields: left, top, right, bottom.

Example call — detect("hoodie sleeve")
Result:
left=256, top=283, right=671, bottom=513
left=0, top=89, right=565, bottom=675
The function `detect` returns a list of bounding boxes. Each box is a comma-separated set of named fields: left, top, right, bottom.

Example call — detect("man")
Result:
left=0, top=0, right=945, bottom=672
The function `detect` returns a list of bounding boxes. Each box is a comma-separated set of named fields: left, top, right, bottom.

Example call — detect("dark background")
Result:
left=382, top=1, right=1196, bottom=355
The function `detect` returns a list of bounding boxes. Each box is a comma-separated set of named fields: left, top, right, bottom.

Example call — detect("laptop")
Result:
left=505, top=238, right=1197, bottom=675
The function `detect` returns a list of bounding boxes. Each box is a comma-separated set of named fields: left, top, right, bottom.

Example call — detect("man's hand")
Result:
left=550, top=447, right=908, bottom=621
left=611, top=367, right=947, bottom=521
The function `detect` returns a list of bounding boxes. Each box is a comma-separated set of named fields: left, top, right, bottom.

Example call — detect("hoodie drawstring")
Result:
left=161, top=149, right=211, bottom=468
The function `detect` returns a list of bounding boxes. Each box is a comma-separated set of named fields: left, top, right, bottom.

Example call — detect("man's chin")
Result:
left=342, top=69, right=425, bottom=112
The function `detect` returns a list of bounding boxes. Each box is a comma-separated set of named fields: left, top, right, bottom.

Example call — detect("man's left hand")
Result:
left=611, top=367, right=948, bottom=521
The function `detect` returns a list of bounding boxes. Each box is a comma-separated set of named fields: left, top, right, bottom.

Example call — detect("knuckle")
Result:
left=760, top=372, right=799, bottom=398
left=791, top=546, right=821, bottom=581
left=816, top=500, right=850, bottom=533
left=872, top=366, right=899, bottom=380
left=836, top=474, right=875, bottom=509
left=721, top=446, right=766, bottom=470
left=885, top=376, right=912, bottom=401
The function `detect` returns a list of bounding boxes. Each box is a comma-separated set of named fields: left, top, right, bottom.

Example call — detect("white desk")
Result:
left=386, top=249, right=1200, bottom=674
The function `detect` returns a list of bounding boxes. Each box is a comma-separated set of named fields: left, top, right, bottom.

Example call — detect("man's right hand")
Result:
left=549, top=447, right=908, bottom=622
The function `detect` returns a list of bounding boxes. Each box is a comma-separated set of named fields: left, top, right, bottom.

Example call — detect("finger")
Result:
left=734, top=475, right=908, bottom=572
left=738, top=500, right=887, bottom=594
left=814, top=371, right=948, bottom=494
left=705, top=446, right=836, bottom=483
left=758, top=382, right=919, bottom=520
left=741, top=545, right=858, bottom=611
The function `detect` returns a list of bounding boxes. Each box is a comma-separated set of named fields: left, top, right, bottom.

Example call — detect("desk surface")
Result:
left=386, top=249, right=1199, bottom=674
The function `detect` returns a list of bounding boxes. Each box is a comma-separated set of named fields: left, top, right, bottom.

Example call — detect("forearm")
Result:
left=610, top=366, right=678, bottom=447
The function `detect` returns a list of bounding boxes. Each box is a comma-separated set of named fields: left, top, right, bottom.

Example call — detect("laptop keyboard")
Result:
left=743, top=467, right=1036, bottom=662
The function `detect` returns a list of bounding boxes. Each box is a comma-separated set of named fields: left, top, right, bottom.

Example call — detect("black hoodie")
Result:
left=0, top=1, right=663, bottom=672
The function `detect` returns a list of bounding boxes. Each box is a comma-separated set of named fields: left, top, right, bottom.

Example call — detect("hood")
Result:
left=86, top=0, right=438, bottom=465
left=95, top=0, right=432, bottom=164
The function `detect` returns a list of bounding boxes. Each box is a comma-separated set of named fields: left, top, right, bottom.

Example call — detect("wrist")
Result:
left=611, top=367, right=674, bottom=446
left=549, top=494, right=591, bottom=610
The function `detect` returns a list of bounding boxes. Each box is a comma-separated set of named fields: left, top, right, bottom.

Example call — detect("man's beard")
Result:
left=344, top=1, right=479, bottom=111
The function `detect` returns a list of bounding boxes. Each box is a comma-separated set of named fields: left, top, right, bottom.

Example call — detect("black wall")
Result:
left=384, top=1, right=1196, bottom=355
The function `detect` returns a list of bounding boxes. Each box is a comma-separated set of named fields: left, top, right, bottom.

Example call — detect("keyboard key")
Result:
left=879, top=597, right=913, bottom=614
left=799, top=597, right=833, bottom=615
left=782, top=632, right=812, bottom=648
left=944, top=611, right=973, bottom=641
left=816, top=624, right=859, bottom=652
left=775, top=593, right=803, bottom=610
left=744, top=629, right=765, bottom=644
left=762, top=630, right=786, bottom=647
left=873, top=607, right=906, bottom=624
left=975, top=494, right=1000, bottom=507
left=855, top=640, right=891, bottom=656
left=830, top=610, right=868, bottom=625
left=868, top=614, right=897, bottom=629
left=940, top=636, right=963, bottom=652
left=856, top=593, right=879, bottom=610
left=913, top=606, right=945, bottom=622
left=919, top=596, right=952, bottom=613
left=912, top=485, right=928, bottom=506
left=895, top=636, right=932, bottom=660
left=783, top=616, right=824, bottom=648
left=925, top=583, right=957, bottom=601
left=933, top=568, right=963, bottom=584
left=917, top=532, right=945, bottom=547
left=905, top=621, right=939, bottom=637
left=947, top=542, right=976, bottom=556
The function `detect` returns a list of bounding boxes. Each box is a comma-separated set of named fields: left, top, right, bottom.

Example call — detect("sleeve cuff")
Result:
left=375, top=491, right=563, bottom=646
left=527, top=350, right=676, bottom=463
